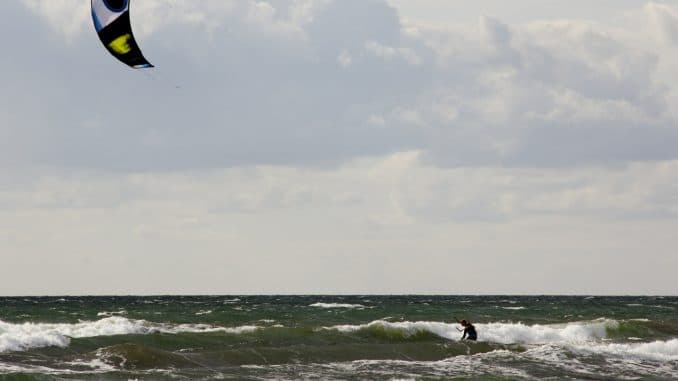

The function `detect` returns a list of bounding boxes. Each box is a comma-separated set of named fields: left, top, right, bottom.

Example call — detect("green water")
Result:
left=1, top=296, right=677, bottom=380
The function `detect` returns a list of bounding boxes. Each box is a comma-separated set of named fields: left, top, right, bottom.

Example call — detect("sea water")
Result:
left=0, top=295, right=677, bottom=380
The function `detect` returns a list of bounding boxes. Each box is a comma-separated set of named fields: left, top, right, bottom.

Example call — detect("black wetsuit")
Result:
left=462, top=324, right=477, bottom=341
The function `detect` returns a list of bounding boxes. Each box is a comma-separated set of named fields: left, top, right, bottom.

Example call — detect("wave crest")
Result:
left=480, top=319, right=616, bottom=344
left=323, top=319, right=678, bottom=362
left=324, top=319, right=618, bottom=344
left=310, top=303, right=366, bottom=309
left=0, top=317, right=258, bottom=353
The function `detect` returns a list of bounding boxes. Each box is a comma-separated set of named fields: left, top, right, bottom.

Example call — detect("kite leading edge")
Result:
left=91, top=0, right=153, bottom=69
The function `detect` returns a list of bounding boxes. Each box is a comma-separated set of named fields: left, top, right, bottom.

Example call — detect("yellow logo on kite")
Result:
left=108, top=34, right=132, bottom=54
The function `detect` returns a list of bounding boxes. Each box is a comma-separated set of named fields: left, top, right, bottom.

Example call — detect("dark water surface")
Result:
left=1, top=296, right=677, bottom=380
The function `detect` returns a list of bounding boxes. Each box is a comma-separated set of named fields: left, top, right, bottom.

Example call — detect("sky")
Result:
left=1, top=0, right=678, bottom=295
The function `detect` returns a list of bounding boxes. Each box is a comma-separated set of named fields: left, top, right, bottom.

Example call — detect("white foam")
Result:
left=152, top=322, right=259, bottom=335
left=310, top=303, right=366, bottom=309
left=326, top=320, right=457, bottom=339
left=577, top=339, right=678, bottom=362
left=479, top=319, right=615, bottom=344
left=63, top=358, right=117, bottom=373
left=96, top=310, right=127, bottom=317
left=292, top=352, right=531, bottom=380
left=501, top=307, right=526, bottom=310
left=0, top=317, right=259, bottom=353
left=0, top=356, right=126, bottom=375
left=0, top=317, right=146, bottom=353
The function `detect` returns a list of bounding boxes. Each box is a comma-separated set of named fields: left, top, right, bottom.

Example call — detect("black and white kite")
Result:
left=91, top=0, right=153, bottom=69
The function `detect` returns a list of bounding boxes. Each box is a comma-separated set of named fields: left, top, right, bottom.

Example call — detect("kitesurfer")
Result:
left=457, top=319, right=477, bottom=341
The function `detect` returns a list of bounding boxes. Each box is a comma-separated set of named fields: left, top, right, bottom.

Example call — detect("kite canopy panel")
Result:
left=91, top=0, right=153, bottom=68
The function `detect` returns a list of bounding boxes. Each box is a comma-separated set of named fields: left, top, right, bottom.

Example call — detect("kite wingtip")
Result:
left=133, top=63, right=154, bottom=69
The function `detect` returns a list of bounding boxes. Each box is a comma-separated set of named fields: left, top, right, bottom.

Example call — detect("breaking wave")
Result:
left=577, top=339, right=678, bottom=362
left=323, top=319, right=660, bottom=344
left=310, top=303, right=367, bottom=309
left=324, top=319, right=617, bottom=344
left=0, top=317, right=258, bottom=353
left=323, top=319, right=678, bottom=362
left=480, top=319, right=614, bottom=344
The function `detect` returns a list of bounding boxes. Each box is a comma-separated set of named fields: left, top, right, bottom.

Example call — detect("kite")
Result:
left=91, top=0, right=153, bottom=68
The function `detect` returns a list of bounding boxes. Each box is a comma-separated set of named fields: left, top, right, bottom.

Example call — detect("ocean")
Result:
left=0, top=295, right=676, bottom=380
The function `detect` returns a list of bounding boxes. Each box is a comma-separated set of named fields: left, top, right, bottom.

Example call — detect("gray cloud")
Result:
left=4, top=1, right=677, bottom=172
left=3, top=0, right=427, bottom=171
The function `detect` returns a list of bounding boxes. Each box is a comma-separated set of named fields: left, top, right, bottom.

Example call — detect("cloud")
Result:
left=364, top=40, right=422, bottom=65
left=5, top=1, right=678, bottom=172
left=5, top=151, right=678, bottom=227
left=644, top=2, right=678, bottom=46
left=336, top=49, right=353, bottom=67
left=402, top=8, right=678, bottom=167
left=21, top=0, right=90, bottom=38
left=2, top=153, right=678, bottom=294
left=3, top=1, right=678, bottom=294
left=0, top=0, right=420, bottom=171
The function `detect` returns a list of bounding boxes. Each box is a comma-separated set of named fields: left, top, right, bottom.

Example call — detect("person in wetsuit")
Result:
left=457, top=319, right=477, bottom=341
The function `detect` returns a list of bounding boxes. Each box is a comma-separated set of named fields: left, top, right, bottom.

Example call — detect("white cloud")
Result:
left=2, top=154, right=678, bottom=294
left=644, top=2, right=678, bottom=46
left=21, top=0, right=313, bottom=39
left=367, top=114, right=386, bottom=126
left=21, top=0, right=90, bottom=39
left=364, top=40, right=422, bottom=65
left=288, top=0, right=331, bottom=25
left=337, top=49, right=352, bottom=67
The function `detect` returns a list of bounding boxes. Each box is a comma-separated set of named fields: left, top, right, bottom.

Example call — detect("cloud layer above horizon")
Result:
left=1, top=0, right=677, bottom=294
